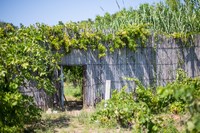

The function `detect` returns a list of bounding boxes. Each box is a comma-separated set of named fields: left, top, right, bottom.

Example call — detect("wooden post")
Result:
left=105, top=80, right=111, bottom=100
left=60, top=66, right=65, bottom=111
left=82, top=65, right=87, bottom=108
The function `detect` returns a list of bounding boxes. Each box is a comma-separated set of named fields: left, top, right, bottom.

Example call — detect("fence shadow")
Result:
left=24, top=113, right=70, bottom=133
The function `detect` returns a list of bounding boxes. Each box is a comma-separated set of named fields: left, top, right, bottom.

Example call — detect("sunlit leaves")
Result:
left=0, top=24, right=59, bottom=131
left=93, top=70, right=200, bottom=132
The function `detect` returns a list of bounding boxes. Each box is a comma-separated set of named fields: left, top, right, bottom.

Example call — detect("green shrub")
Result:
left=92, top=69, right=200, bottom=132
left=92, top=87, right=158, bottom=132
left=91, top=87, right=134, bottom=127
left=169, top=101, right=185, bottom=114
left=0, top=24, right=59, bottom=132
left=0, top=92, right=41, bottom=132
left=157, top=69, right=200, bottom=132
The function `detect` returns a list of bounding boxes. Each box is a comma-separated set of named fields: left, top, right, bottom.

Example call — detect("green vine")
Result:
left=1, top=23, right=150, bottom=58
left=62, top=23, right=150, bottom=57
left=1, top=22, right=198, bottom=59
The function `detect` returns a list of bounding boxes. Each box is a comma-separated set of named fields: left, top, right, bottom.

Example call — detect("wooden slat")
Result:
left=22, top=36, right=200, bottom=107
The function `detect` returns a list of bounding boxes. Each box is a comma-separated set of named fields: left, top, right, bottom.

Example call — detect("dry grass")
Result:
left=26, top=107, right=188, bottom=133
left=28, top=108, right=132, bottom=133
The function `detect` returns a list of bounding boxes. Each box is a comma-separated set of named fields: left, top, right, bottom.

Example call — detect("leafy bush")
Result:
left=169, top=101, right=185, bottom=114
left=157, top=69, right=200, bottom=132
left=92, top=87, right=159, bottom=132
left=0, top=92, right=41, bottom=132
left=92, top=87, right=133, bottom=127
left=0, top=24, right=59, bottom=132
left=92, top=69, right=200, bottom=132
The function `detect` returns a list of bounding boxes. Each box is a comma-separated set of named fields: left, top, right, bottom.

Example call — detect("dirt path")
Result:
left=30, top=106, right=131, bottom=133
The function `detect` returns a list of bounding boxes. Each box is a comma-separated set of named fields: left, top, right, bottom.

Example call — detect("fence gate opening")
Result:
left=60, top=65, right=86, bottom=110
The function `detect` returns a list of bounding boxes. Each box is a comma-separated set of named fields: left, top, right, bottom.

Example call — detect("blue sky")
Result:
left=0, top=0, right=161, bottom=26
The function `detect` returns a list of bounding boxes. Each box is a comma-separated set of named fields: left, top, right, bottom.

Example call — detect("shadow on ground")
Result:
left=25, top=101, right=84, bottom=132
left=65, top=101, right=83, bottom=111
left=25, top=114, right=70, bottom=133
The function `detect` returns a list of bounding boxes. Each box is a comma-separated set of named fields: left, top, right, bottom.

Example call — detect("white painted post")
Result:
left=105, top=80, right=111, bottom=100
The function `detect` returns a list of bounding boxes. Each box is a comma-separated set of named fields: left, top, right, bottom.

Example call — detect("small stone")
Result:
left=46, top=108, right=52, bottom=114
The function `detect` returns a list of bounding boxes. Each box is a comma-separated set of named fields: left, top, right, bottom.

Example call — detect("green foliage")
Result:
left=63, top=66, right=83, bottom=101
left=92, top=69, right=200, bottom=132
left=1, top=20, right=150, bottom=58
left=158, top=69, right=200, bottom=132
left=0, top=24, right=59, bottom=132
left=3, top=0, right=200, bottom=58
left=91, top=0, right=200, bottom=45
left=64, top=82, right=82, bottom=101
left=1, top=0, right=200, bottom=59
left=92, top=1, right=200, bottom=34
left=0, top=21, right=17, bottom=29
left=0, top=24, right=59, bottom=94
left=92, top=87, right=134, bottom=127
left=169, top=101, right=185, bottom=114
left=0, top=92, right=41, bottom=132
left=1, top=0, right=200, bottom=131
left=91, top=86, right=179, bottom=132
left=46, top=22, right=150, bottom=57
left=64, top=66, right=83, bottom=86
left=98, top=43, right=107, bottom=58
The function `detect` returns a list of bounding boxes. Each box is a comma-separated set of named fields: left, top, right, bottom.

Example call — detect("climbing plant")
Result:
left=92, top=70, right=200, bottom=132
left=0, top=24, right=60, bottom=132
left=1, top=0, right=200, bottom=132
